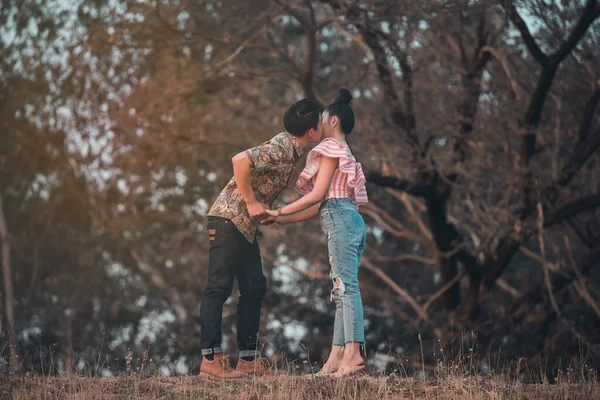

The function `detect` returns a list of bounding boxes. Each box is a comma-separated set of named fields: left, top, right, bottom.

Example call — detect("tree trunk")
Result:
left=425, top=182, right=461, bottom=311
left=0, top=194, right=17, bottom=370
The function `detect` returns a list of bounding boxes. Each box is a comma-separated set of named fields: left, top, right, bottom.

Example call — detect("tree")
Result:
left=2, top=0, right=599, bottom=378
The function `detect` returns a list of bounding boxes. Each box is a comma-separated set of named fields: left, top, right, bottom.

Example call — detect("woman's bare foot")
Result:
left=337, top=342, right=364, bottom=370
left=316, top=345, right=344, bottom=375
left=333, top=364, right=365, bottom=377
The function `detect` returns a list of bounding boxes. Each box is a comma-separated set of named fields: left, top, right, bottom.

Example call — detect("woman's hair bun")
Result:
left=333, top=88, right=352, bottom=105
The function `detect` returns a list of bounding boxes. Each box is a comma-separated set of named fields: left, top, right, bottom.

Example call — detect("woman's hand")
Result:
left=264, top=209, right=280, bottom=218
left=260, top=209, right=281, bottom=225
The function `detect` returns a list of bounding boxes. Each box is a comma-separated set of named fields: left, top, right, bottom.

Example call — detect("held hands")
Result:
left=246, top=198, right=282, bottom=225
left=247, top=200, right=268, bottom=219
left=260, top=209, right=281, bottom=225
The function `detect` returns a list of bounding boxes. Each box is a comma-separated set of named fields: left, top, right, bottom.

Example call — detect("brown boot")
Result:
left=199, top=356, right=244, bottom=380
left=235, top=357, right=272, bottom=376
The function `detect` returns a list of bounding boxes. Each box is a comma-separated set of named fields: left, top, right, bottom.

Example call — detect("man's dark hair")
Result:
left=284, top=99, right=322, bottom=137
left=326, top=88, right=354, bottom=135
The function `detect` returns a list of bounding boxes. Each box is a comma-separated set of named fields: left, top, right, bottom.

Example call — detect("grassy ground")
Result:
left=2, top=373, right=599, bottom=400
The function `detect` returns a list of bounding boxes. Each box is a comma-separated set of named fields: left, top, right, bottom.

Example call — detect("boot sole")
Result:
left=236, top=371, right=273, bottom=377
left=199, top=372, right=244, bottom=380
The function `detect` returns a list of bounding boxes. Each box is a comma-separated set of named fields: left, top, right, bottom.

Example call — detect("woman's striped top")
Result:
left=296, top=138, right=368, bottom=206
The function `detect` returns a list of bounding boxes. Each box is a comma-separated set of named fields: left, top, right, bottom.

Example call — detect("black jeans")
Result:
left=200, top=216, right=266, bottom=358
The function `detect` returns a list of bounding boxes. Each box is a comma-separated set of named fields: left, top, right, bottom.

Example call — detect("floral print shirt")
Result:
left=207, top=132, right=303, bottom=242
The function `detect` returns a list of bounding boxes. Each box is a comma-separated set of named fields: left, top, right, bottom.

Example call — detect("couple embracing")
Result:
left=199, top=89, right=368, bottom=379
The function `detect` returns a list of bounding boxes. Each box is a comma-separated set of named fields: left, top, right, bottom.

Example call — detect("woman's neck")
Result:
left=331, top=130, right=347, bottom=145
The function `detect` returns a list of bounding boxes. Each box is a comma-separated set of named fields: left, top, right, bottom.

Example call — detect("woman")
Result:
left=262, top=89, right=368, bottom=377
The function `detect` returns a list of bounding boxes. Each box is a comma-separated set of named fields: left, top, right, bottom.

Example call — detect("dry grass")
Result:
left=2, top=339, right=598, bottom=399
left=2, top=373, right=598, bottom=400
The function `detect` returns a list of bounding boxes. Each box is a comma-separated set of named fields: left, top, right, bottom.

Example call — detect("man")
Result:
left=199, top=98, right=323, bottom=379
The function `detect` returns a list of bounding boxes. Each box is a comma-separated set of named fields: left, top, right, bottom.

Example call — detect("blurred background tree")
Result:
left=1, top=0, right=599, bottom=381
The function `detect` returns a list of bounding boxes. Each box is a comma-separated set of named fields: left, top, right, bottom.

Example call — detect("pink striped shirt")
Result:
left=296, top=138, right=368, bottom=206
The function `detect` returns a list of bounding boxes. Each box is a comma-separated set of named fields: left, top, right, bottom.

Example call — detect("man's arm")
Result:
left=232, top=152, right=266, bottom=219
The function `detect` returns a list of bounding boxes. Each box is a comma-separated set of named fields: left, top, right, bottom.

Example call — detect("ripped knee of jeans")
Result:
left=330, top=276, right=346, bottom=301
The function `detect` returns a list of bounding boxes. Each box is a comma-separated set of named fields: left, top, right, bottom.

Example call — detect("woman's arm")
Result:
left=279, top=156, right=338, bottom=216
left=276, top=203, right=320, bottom=225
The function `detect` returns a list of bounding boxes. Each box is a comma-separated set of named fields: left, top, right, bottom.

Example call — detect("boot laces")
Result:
left=218, top=355, right=233, bottom=372
left=256, top=357, right=270, bottom=369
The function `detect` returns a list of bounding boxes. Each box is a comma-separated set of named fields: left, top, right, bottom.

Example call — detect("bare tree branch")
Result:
left=421, top=271, right=466, bottom=316
left=567, top=237, right=600, bottom=319
left=362, top=280, right=413, bottom=323
left=497, top=278, right=520, bottom=299
left=510, top=0, right=599, bottom=166
left=503, top=0, right=550, bottom=67
left=366, top=172, right=430, bottom=196
left=537, top=203, right=562, bottom=317
left=362, top=256, right=428, bottom=321
left=550, top=0, right=600, bottom=65
left=361, top=203, right=432, bottom=249
left=130, top=248, right=188, bottom=323
left=544, top=193, right=600, bottom=228
left=477, top=45, right=520, bottom=100
left=385, top=189, right=434, bottom=242
left=554, top=83, right=600, bottom=188
left=373, top=28, right=416, bottom=133
left=512, top=249, right=600, bottom=323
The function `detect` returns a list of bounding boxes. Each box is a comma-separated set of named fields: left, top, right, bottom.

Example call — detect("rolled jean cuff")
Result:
left=202, top=347, right=223, bottom=356
left=239, top=350, right=261, bottom=358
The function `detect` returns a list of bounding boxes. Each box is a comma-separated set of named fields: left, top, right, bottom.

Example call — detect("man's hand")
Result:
left=260, top=209, right=280, bottom=225
left=233, top=152, right=268, bottom=219
left=247, top=200, right=267, bottom=219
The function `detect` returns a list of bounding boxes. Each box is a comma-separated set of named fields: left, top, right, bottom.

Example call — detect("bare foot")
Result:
left=316, top=346, right=344, bottom=375
left=333, top=364, right=365, bottom=377
left=338, top=354, right=364, bottom=369
left=337, top=342, right=364, bottom=370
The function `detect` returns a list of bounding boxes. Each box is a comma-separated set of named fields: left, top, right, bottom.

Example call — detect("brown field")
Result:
left=2, top=373, right=598, bottom=400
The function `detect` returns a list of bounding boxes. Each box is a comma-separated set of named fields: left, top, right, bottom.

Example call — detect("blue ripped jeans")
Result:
left=320, top=198, right=367, bottom=346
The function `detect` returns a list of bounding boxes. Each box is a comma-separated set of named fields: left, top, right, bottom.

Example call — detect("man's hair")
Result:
left=284, top=98, right=322, bottom=137
left=326, top=88, right=354, bottom=135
